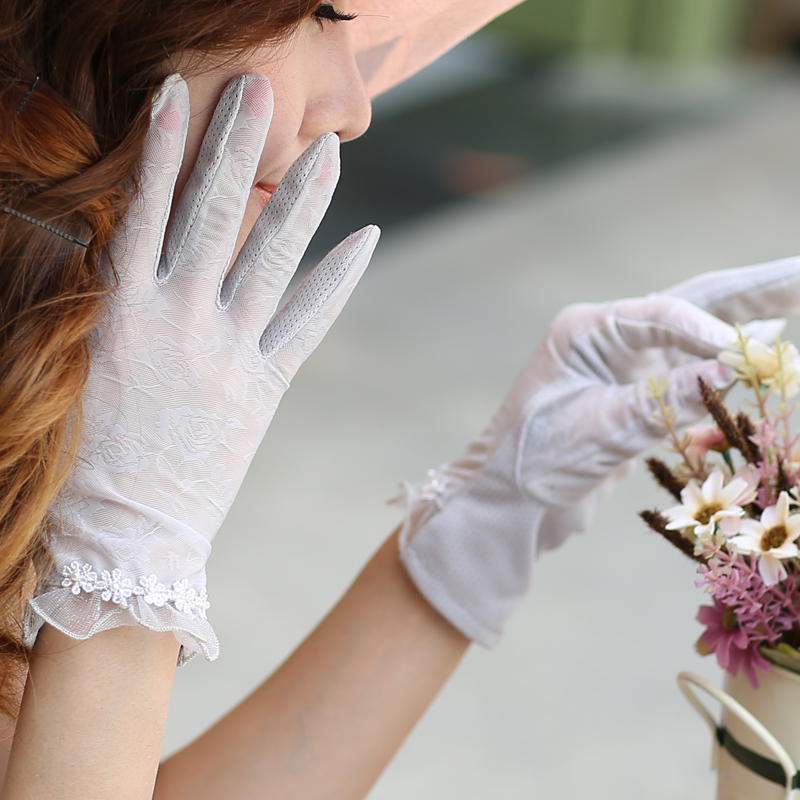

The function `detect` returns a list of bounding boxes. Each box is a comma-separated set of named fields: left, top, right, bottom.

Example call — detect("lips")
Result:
left=254, top=182, right=277, bottom=208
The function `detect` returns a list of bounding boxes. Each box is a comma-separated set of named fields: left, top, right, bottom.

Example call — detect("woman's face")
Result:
left=176, top=2, right=371, bottom=255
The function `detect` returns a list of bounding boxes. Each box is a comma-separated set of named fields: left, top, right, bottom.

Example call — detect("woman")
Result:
left=1, top=2, right=799, bottom=798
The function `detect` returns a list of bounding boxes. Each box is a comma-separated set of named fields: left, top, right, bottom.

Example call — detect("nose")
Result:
left=302, top=25, right=372, bottom=144
left=332, top=59, right=372, bottom=143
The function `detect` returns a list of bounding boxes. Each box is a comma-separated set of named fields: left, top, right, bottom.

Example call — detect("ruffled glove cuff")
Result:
left=25, top=562, right=216, bottom=665
left=24, top=493, right=218, bottom=664
left=393, top=425, right=546, bottom=648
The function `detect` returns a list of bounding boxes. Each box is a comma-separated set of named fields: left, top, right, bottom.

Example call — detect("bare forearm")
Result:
left=155, top=531, right=470, bottom=800
left=2, top=625, right=180, bottom=800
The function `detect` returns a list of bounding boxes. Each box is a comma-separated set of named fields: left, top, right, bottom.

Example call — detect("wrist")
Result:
left=3, top=625, right=179, bottom=800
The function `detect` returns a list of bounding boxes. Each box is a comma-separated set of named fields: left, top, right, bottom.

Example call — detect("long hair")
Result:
left=0, top=0, right=321, bottom=718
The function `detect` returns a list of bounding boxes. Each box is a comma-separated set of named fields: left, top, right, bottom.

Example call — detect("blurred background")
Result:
left=164, top=2, right=800, bottom=798
left=309, top=0, right=800, bottom=257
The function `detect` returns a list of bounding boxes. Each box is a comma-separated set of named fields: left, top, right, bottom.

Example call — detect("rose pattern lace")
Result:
left=60, top=561, right=210, bottom=619
left=28, top=78, right=376, bottom=661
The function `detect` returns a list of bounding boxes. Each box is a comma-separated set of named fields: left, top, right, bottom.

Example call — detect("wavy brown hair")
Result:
left=0, top=0, right=322, bottom=718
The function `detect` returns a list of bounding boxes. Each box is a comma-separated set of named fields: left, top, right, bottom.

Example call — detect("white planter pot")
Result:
left=679, top=669, right=800, bottom=800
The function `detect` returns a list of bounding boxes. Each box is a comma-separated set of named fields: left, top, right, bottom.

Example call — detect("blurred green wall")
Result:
left=490, top=0, right=751, bottom=66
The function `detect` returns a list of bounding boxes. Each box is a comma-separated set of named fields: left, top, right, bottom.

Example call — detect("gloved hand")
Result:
left=26, top=74, right=380, bottom=661
left=396, top=261, right=800, bottom=647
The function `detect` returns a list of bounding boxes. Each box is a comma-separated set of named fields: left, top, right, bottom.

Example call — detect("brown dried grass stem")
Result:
left=640, top=509, right=706, bottom=563
left=698, top=378, right=756, bottom=463
left=645, top=457, right=686, bottom=501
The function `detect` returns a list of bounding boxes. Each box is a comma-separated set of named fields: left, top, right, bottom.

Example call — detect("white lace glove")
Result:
left=26, top=74, right=380, bottom=661
left=397, top=257, right=800, bottom=647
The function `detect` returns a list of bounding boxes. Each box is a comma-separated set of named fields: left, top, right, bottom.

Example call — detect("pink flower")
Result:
left=684, top=423, right=729, bottom=468
left=697, top=551, right=798, bottom=643
left=696, top=599, right=771, bottom=688
left=749, top=417, right=779, bottom=454
left=731, top=465, right=760, bottom=507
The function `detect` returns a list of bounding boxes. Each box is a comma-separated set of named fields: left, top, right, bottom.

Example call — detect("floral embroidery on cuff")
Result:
left=62, top=561, right=98, bottom=595
left=60, top=561, right=210, bottom=619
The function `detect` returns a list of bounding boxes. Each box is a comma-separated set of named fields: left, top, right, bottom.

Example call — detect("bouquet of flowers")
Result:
left=642, top=330, right=800, bottom=688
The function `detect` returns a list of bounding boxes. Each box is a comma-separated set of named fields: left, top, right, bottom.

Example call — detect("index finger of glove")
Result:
left=663, top=255, right=800, bottom=324
left=608, top=296, right=739, bottom=360
left=523, top=359, right=729, bottom=506
left=555, top=296, right=736, bottom=387
left=110, top=75, right=190, bottom=285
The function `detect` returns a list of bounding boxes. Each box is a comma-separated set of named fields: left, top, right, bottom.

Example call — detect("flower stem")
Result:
left=645, top=376, right=699, bottom=475
left=736, top=327, right=769, bottom=419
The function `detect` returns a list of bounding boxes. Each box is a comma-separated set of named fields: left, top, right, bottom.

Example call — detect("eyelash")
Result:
left=312, top=4, right=356, bottom=23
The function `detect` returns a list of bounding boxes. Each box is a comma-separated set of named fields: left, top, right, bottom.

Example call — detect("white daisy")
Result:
left=720, top=337, right=800, bottom=397
left=728, top=492, right=800, bottom=586
left=664, top=470, right=748, bottom=541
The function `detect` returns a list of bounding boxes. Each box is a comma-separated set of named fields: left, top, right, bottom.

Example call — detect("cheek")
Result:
left=252, top=41, right=310, bottom=178
left=255, top=92, right=306, bottom=179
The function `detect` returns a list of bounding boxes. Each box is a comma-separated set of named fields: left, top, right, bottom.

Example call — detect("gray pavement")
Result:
left=163, top=70, right=800, bottom=798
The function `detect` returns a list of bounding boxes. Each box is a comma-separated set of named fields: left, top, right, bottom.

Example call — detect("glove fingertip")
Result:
left=323, top=225, right=381, bottom=296
left=741, top=317, right=786, bottom=344
left=668, top=359, right=732, bottom=399
left=152, top=74, right=190, bottom=123
left=351, top=224, right=381, bottom=262
left=697, top=360, right=732, bottom=391
left=258, top=225, right=380, bottom=361
left=240, top=73, right=274, bottom=121
left=316, top=131, right=342, bottom=171
left=283, top=132, right=342, bottom=201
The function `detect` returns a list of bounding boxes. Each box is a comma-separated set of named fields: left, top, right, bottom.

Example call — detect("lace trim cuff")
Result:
left=24, top=561, right=218, bottom=664
left=59, top=561, right=210, bottom=619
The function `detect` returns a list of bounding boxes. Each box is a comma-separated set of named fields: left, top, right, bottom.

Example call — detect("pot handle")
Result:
left=678, top=671, right=800, bottom=800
